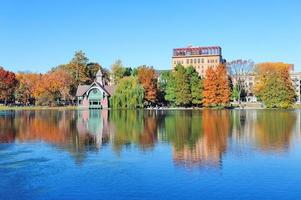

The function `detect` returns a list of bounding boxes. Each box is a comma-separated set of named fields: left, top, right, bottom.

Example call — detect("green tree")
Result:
left=163, top=66, right=203, bottom=107
left=174, top=65, right=191, bottom=106
left=111, top=77, right=144, bottom=109
left=111, top=59, right=126, bottom=85
left=164, top=72, right=176, bottom=105
left=124, top=67, right=132, bottom=77
left=232, top=85, right=240, bottom=101
left=131, top=68, right=138, bottom=76
left=186, top=66, right=203, bottom=106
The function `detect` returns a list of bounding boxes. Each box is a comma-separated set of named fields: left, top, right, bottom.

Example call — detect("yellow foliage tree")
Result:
left=253, top=62, right=296, bottom=108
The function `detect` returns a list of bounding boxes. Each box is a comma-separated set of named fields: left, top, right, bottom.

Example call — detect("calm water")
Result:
left=0, top=109, right=301, bottom=200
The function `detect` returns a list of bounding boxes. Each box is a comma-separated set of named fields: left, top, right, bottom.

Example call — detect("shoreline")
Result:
left=0, top=106, right=79, bottom=111
left=1, top=104, right=301, bottom=111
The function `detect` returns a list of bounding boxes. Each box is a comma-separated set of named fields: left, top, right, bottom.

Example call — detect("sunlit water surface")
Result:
left=1, top=109, right=301, bottom=200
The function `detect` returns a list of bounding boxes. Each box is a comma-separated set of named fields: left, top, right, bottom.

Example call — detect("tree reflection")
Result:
left=0, top=112, right=16, bottom=143
left=0, top=110, right=110, bottom=164
left=109, top=110, right=158, bottom=153
left=0, top=109, right=298, bottom=167
left=255, top=110, right=296, bottom=151
left=170, top=110, right=229, bottom=168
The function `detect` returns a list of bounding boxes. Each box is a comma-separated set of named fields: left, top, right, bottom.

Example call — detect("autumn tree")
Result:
left=15, top=72, right=41, bottom=105
left=56, top=51, right=106, bottom=97
left=203, top=64, right=231, bottom=107
left=137, top=65, right=158, bottom=104
left=216, top=64, right=231, bottom=105
left=253, top=62, right=296, bottom=108
left=34, top=68, right=73, bottom=106
left=111, top=76, right=144, bottom=109
left=203, top=67, right=218, bottom=106
left=65, top=50, right=90, bottom=85
left=0, top=67, right=18, bottom=104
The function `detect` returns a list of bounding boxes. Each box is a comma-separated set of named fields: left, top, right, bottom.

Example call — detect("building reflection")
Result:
left=76, top=110, right=110, bottom=149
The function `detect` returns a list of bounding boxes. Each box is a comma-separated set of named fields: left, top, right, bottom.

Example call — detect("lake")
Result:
left=0, top=109, right=301, bottom=200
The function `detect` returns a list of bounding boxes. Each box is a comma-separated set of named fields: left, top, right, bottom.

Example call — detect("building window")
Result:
left=190, top=59, right=193, bottom=64
left=202, top=58, right=204, bottom=63
left=186, top=59, right=189, bottom=64
left=194, top=59, right=196, bottom=64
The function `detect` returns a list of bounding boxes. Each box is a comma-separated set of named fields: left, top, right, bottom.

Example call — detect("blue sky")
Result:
left=0, top=0, right=300, bottom=73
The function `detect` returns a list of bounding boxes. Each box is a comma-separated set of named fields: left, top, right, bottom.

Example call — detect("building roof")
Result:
left=173, top=46, right=222, bottom=57
left=104, top=85, right=116, bottom=96
left=76, top=82, right=116, bottom=97
left=173, top=46, right=221, bottom=51
left=76, top=85, right=91, bottom=96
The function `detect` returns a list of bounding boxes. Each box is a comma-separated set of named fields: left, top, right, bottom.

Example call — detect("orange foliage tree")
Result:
left=137, top=65, right=158, bottom=104
left=203, top=64, right=231, bottom=107
left=0, top=67, right=18, bottom=104
left=216, top=64, right=231, bottom=105
left=15, top=72, right=42, bottom=105
left=34, top=68, right=73, bottom=105
left=203, top=67, right=217, bottom=106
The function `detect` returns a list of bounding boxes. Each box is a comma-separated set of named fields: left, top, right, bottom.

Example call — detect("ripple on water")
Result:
left=0, top=158, right=50, bottom=169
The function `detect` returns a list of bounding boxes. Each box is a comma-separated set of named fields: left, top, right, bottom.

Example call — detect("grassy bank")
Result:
left=0, top=106, right=78, bottom=111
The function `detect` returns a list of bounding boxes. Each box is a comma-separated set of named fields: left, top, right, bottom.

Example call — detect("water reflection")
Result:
left=0, top=109, right=299, bottom=168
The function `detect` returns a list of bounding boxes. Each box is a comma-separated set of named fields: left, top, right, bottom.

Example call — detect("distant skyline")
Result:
left=0, top=0, right=300, bottom=73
